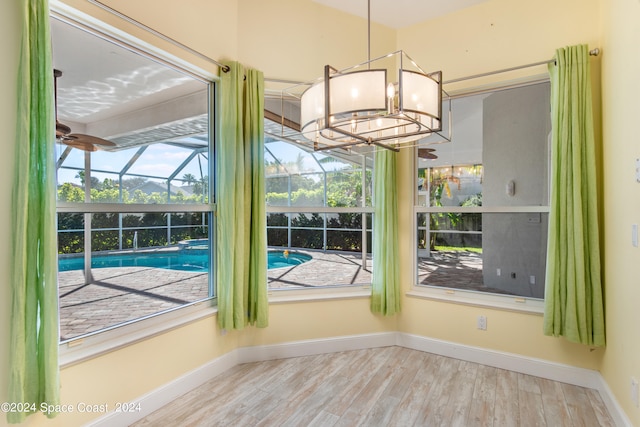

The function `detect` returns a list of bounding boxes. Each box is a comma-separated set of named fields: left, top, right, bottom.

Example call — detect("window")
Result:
left=264, top=127, right=373, bottom=289
left=53, top=17, right=214, bottom=342
left=415, top=82, right=550, bottom=299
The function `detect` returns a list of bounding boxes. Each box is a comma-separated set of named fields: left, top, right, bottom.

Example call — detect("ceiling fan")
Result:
left=54, top=69, right=116, bottom=152
left=417, top=147, right=438, bottom=159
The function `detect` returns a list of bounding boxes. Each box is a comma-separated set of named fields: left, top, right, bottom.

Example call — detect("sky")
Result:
left=56, top=140, right=209, bottom=186
left=56, top=138, right=364, bottom=190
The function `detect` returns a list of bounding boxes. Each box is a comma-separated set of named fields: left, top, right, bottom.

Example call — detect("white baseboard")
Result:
left=236, top=331, right=397, bottom=363
left=86, top=332, right=632, bottom=427
left=397, top=333, right=602, bottom=388
left=396, top=333, right=632, bottom=426
left=85, top=350, right=238, bottom=427
left=594, top=373, right=634, bottom=427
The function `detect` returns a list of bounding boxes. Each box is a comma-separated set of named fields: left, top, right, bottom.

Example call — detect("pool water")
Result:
left=58, top=250, right=311, bottom=272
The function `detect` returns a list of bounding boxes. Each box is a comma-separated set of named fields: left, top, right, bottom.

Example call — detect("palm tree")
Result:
left=182, top=173, right=196, bottom=186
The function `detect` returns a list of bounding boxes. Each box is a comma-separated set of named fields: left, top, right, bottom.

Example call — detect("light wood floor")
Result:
left=132, top=346, right=615, bottom=427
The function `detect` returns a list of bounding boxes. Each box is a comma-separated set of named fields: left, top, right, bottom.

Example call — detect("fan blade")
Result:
left=54, top=70, right=117, bottom=151
left=56, top=121, right=71, bottom=138
left=418, top=148, right=438, bottom=159
left=66, top=133, right=116, bottom=147
left=62, top=139, right=98, bottom=152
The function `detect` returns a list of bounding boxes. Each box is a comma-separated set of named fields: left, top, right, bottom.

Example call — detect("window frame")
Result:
left=263, top=137, right=374, bottom=291
left=51, top=8, right=219, bottom=362
left=411, top=80, right=551, bottom=313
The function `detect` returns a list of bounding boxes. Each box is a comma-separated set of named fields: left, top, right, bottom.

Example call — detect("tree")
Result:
left=182, top=173, right=196, bottom=186
left=121, top=177, right=148, bottom=190
left=57, top=182, right=84, bottom=202
left=75, top=170, right=101, bottom=190
left=192, top=176, right=208, bottom=199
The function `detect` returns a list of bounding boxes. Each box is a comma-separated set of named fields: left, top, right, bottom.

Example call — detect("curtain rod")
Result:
left=83, top=0, right=600, bottom=83
left=444, top=48, right=600, bottom=84
left=265, top=48, right=601, bottom=87
left=86, top=0, right=231, bottom=73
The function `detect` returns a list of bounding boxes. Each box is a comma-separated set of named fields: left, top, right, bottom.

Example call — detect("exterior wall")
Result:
left=481, top=84, right=550, bottom=297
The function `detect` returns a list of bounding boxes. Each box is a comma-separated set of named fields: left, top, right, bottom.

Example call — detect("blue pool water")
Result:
left=58, top=250, right=311, bottom=272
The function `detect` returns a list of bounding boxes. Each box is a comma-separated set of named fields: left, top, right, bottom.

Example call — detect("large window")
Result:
left=264, top=132, right=373, bottom=289
left=53, top=17, right=214, bottom=342
left=415, top=82, right=550, bottom=299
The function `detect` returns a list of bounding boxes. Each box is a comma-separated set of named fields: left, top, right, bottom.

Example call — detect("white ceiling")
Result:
left=52, top=18, right=208, bottom=122
left=51, top=17, right=209, bottom=148
left=312, top=0, right=489, bottom=29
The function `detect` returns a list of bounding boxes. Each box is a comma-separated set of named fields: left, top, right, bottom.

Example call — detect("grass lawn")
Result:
left=434, top=245, right=482, bottom=254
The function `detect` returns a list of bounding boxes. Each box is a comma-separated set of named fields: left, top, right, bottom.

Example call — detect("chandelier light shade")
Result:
left=297, top=50, right=443, bottom=152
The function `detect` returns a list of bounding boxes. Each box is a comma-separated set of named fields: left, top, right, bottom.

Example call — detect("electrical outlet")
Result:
left=496, top=268, right=501, bottom=277
left=632, top=377, right=639, bottom=408
left=477, top=315, right=487, bottom=331
left=529, top=275, right=536, bottom=285
left=527, top=213, right=541, bottom=223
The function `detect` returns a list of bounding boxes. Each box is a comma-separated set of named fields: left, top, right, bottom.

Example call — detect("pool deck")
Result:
left=58, top=249, right=496, bottom=341
left=58, top=267, right=209, bottom=341
left=58, top=250, right=371, bottom=341
left=417, top=251, right=515, bottom=295
left=268, top=250, right=371, bottom=288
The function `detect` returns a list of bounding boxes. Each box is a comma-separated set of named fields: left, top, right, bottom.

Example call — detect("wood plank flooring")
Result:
left=132, top=346, right=615, bottom=427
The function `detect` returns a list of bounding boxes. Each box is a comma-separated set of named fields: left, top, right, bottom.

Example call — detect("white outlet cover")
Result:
left=477, top=315, right=487, bottom=330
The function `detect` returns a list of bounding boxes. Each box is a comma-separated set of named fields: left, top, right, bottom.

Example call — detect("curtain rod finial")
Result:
left=589, top=48, right=600, bottom=56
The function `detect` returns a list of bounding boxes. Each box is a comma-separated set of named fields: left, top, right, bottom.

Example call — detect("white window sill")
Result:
left=407, top=285, right=544, bottom=315
left=268, top=285, right=371, bottom=304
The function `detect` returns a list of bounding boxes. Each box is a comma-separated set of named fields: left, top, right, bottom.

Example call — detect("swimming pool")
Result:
left=58, top=250, right=312, bottom=272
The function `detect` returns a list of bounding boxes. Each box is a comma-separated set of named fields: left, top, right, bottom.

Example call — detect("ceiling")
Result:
left=312, top=0, right=489, bottom=29
left=51, top=17, right=209, bottom=150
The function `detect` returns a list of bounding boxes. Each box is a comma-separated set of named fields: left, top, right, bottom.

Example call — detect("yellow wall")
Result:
left=600, top=0, right=640, bottom=424
left=395, top=0, right=604, bottom=369
left=236, top=0, right=397, bottom=83
left=239, top=299, right=396, bottom=348
left=0, top=0, right=636, bottom=425
left=398, top=0, right=600, bottom=83
left=56, top=0, right=239, bottom=75
left=0, top=0, right=20, bottom=426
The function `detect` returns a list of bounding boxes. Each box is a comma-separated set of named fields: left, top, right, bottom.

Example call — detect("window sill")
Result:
left=268, top=285, right=371, bottom=304
left=59, top=299, right=217, bottom=368
left=407, top=285, right=544, bottom=315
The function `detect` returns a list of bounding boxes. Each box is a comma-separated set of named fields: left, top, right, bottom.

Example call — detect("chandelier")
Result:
left=293, top=2, right=445, bottom=152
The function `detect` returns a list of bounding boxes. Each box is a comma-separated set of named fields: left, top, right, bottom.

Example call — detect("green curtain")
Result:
left=216, top=62, right=268, bottom=330
left=8, top=0, right=60, bottom=423
left=370, top=149, right=400, bottom=315
left=543, top=45, right=605, bottom=347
